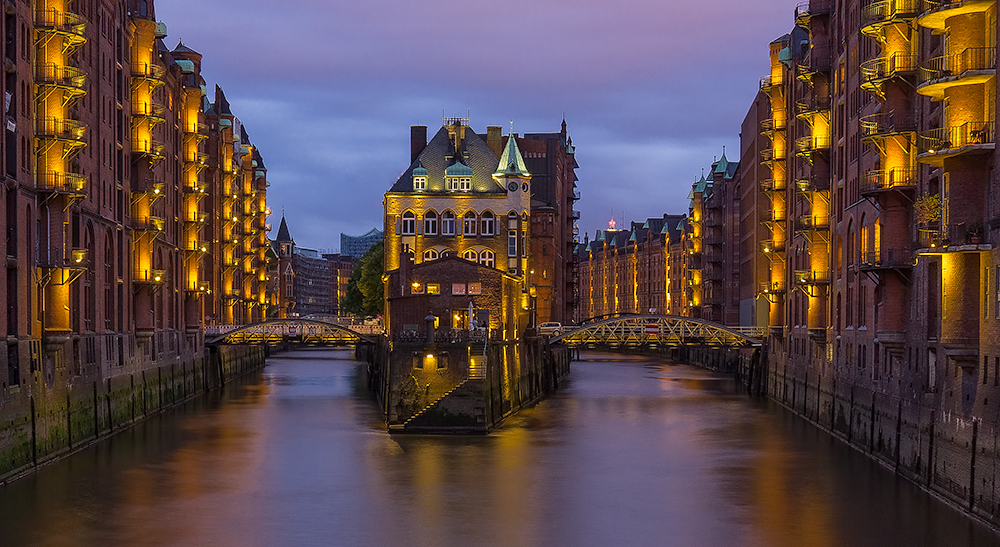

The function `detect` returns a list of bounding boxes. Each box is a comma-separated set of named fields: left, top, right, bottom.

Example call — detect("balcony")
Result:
left=184, top=211, right=209, bottom=224
left=760, top=178, right=785, bottom=193
left=187, top=281, right=212, bottom=297
left=34, top=9, right=86, bottom=46
left=759, top=75, right=785, bottom=94
left=759, top=281, right=787, bottom=296
left=794, top=269, right=830, bottom=286
left=134, top=179, right=165, bottom=198
left=760, top=117, right=787, bottom=136
left=760, top=239, right=785, bottom=254
left=131, top=61, right=166, bottom=83
left=918, top=0, right=996, bottom=31
left=917, top=120, right=995, bottom=164
left=761, top=208, right=787, bottom=223
left=132, top=139, right=165, bottom=162
left=795, top=176, right=830, bottom=194
left=184, top=152, right=208, bottom=167
left=132, top=101, right=166, bottom=125
left=859, top=169, right=917, bottom=196
left=38, top=249, right=89, bottom=285
left=794, top=215, right=830, bottom=233
left=795, top=0, right=832, bottom=26
left=134, top=269, right=167, bottom=285
left=861, top=0, right=921, bottom=35
left=35, top=63, right=87, bottom=95
left=795, top=134, right=831, bottom=156
left=859, top=249, right=914, bottom=271
left=919, top=223, right=989, bottom=250
left=760, top=148, right=785, bottom=165
left=860, top=112, right=917, bottom=140
left=917, top=47, right=997, bottom=99
left=796, top=96, right=832, bottom=119
left=797, top=46, right=833, bottom=80
left=35, top=172, right=86, bottom=195
left=184, top=240, right=210, bottom=253
left=860, top=54, right=918, bottom=93
left=35, top=117, right=86, bottom=145
left=132, top=215, right=165, bottom=233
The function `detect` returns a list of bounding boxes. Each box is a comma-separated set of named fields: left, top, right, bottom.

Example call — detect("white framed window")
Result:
left=481, top=211, right=495, bottom=236
left=463, top=212, right=477, bottom=236
left=480, top=250, right=495, bottom=268
left=446, top=177, right=459, bottom=191
left=401, top=211, right=415, bottom=235
left=463, top=249, right=478, bottom=262
left=459, top=177, right=471, bottom=191
left=423, top=249, right=439, bottom=261
left=424, top=210, right=438, bottom=235
left=508, top=230, right=517, bottom=257
left=413, top=176, right=426, bottom=191
left=442, top=210, right=456, bottom=235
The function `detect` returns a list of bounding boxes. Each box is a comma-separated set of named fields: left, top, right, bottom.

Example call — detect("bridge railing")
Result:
left=392, top=328, right=498, bottom=344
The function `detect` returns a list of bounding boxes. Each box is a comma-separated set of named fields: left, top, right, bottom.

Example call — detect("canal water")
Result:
left=1, top=348, right=997, bottom=546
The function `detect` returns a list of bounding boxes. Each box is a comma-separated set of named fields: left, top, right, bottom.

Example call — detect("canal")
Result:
left=0, top=348, right=996, bottom=546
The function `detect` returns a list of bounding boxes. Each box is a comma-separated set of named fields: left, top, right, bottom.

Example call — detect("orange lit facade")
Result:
left=0, top=0, right=271, bottom=393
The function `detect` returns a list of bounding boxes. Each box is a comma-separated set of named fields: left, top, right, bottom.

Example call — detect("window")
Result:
left=463, top=249, right=478, bottom=262
left=401, top=211, right=415, bottom=235
left=442, top=211, right=456, bottom=235
left=413, top=176, right=426, bottom=191
left=459, top=177, right=471, bottom=191
left=463, top=212, right=477, bottom=236
left=427, top=284, right=440, bottom=295
left=480, top=250, right=495, bottom=268
left=446, top=177, right=459, bottom=191
left=481, top=211, right=495, bottom=236
left=508, top=230, right=517, bottom=257
left=424, top=210, right=438, bottom=235
left=423, top=249, right=439, bottom=261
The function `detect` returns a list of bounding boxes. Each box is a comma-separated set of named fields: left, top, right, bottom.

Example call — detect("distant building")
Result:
left=273, top=215, right=357, bottom=318
left=341, top=228, right=383, bottom=258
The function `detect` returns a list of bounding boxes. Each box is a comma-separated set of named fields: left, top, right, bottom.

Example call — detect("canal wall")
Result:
left=0, top=342, right=265, bottom=484
left=363, top=337, right=570, bottom=433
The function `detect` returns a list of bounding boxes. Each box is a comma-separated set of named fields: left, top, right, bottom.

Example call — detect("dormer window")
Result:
left=459, top=177, right=471, bottom=191
left=445, top=161, right=473, bottom=191
left=413, top=176, right=426, bottom=191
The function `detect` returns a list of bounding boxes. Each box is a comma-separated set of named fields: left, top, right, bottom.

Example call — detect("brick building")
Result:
left=0, top=0, right=272, bottom=390
left=273, top=214, right=357, bottom=318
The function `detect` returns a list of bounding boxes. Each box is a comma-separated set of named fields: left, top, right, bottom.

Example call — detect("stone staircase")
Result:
left=388, top=379, right=471, bottom=432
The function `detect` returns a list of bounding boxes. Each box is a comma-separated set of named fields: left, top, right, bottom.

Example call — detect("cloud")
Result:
left=154, top=0, right=796, bottom=249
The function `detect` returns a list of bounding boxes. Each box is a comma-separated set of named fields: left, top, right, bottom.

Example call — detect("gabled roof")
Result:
left=389, top=125, right=505, bottom=194
left=172, top=40, right=200, bottom=56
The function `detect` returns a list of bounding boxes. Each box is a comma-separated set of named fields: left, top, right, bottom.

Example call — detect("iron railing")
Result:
left=919, top=120, right=995, bottom=153
left=920, top=47, right=996, bottom=84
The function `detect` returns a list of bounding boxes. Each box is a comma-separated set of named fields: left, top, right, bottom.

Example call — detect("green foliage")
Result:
left=914, top=194, right=942, bottom=225
left=342, top=241, right=384, bottom=318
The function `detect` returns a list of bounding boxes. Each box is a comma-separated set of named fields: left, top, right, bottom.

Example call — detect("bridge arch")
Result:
left=207, top=319, right=376, bottom=346
left=550, top=315, right=763, bottom=348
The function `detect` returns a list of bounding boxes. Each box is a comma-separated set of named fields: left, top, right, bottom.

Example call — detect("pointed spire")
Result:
left=493, top=133, right=530, bottom=178
left=275, top=214, right=292, bottom=243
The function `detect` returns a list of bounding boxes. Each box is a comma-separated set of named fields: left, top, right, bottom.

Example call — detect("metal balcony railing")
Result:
left=859, top=249, right=914, bottom=270
left=184, top=212, right=208, bottom=224
left=919, top=121, right=995, bottom=153
left=796, top=96, right=832, bottom=117
left=919, top=222, right=988, bottom=248
left=34, top=9, right=86, bottom=37
left=760, top=75, right=784, bottom=91
left=131, top=216, right=165, bottom=232
left=920, top=47, right=997, bottom=85
left=796, top=134, right=831, bottom=154
left=132, top=100, right=166, bottom=123
left=794, top=270, right=830, bottom=285
left=860, top=111, right=917, bottom=139
left=35, top=117, right=86, bottom=142
left=760, top=239, right=785, bottom=253
left=860, top=54, right=918, bottom=88
left=762, top=208, right=787, bottom=223
left=35, top=172, right=86, bottom=194
left=759, top=281, right=786, bottom=295
left=35, top=63, right=87, bottom=91
left=795, top=0, right=832, bottom=25
left=861, top=0, right=921, bottom=30
left=794, top=215, right=830, bottom=232
left=859, top=169, right=917, bottom=195
left=131, top=61, right=166, bottom=80
left=134, top=269, right=167, bottom=284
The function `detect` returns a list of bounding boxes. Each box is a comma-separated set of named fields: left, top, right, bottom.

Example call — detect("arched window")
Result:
left=507, top=213, right=518, bottom=257
left=423, top=249, right=439, bottom=261
left=401, top=211, right=415, bottom=235
left=139, top=1, right=148, bottom=16
left=481, top=211, right=495, bottom=236
left=479, top=249, right=495, bottom=268
left=860, top=214, right=869, bottom=263
left=463, top=211, right=477, bottom=236
left=423, top=210, right=437, bottom=235
left=441, top=210, right=456, bottom=235
left=463, top=249, right=478, bottom=262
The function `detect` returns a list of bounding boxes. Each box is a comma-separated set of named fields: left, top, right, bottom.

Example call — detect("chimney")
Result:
left=410, top=126, right=427, bottom=163
left=487, top=126, right=503, bottom=157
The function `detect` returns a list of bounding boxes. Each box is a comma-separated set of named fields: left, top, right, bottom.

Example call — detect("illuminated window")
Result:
left=459, top=177, right=471, bottom=191
left=413, top=176, right=427, bottom=191
left=463, top=212, right=477, bottom=236
left=446, top=177, right=460, bottom=191
left=423, top=249, right=439, bottom=261
left=480, top=250, right=495, bottom=268
left=442, top=211, right=456, bottom=235
left=481, top=211, right=495, bottom=236
left=411, top=282, right=424, bottom=294
left=463, top=249, right=478, bottom=261
left=427, top=284, right=440, bottom=295
left=424, top=210, right=438, bottom=235
left=401, top=211, right=415, bottom=235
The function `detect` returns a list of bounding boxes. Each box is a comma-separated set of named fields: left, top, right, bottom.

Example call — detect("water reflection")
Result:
left=0, top=349, right=995, bottom=546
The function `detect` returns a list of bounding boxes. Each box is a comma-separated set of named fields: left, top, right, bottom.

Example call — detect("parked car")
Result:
left=538, top=322, right=563, bottom=336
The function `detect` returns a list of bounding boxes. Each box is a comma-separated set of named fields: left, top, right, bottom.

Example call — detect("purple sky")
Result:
left=155, top=0, right=796, bottom=251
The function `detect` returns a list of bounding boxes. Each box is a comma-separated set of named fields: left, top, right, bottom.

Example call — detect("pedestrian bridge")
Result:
left=550, top=315, right=764, bottom=348
left=206, top=319, right=376, bottom=346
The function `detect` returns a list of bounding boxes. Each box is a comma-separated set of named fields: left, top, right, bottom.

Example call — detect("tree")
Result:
left=342, top=240, right=384, bottom=318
